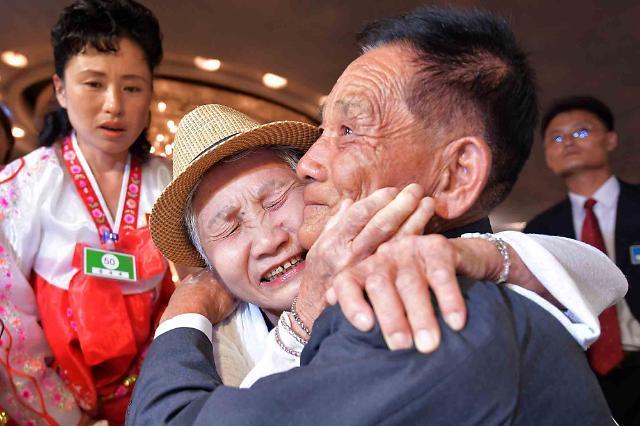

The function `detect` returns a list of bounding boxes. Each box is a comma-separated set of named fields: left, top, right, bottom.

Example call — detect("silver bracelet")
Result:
left=290, top=296, right=312, bottom=337
left=280, top=314, right=309, bottom=345
left=461, top=233, right=510, bottom=284
left=274, top=325, right=301, bottom=357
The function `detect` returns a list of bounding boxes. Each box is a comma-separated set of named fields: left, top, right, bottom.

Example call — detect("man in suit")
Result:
left=127, top=8, right=616, bottom=425
left=526, top=95, right=640, bottom=424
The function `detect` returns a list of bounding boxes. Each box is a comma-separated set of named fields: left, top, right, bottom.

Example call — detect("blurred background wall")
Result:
left=0, top=0, right=637, bottom=229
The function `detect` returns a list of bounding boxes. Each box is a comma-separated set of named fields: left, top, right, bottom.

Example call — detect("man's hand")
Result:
left=160, top=269, right=237, bottom=325
left=327, top=235, right=510, bottom=352
left=295, top=184, right=434, bottom=331
left=327, top=235, right=538, bottom=353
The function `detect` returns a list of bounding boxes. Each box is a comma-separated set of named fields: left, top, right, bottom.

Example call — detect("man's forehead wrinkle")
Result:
left=335, top=75, right=399, bottom=129
left=335, top=94, right=374, bottom=122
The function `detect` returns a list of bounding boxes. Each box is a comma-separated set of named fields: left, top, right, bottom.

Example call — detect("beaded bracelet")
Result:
left=280, top=314, right=309, bottom=346
left=461, top=233, right=511, bottom=284
left=274, top=325, right=301, bottom=357
left=290, top=296, right=312, bottom=337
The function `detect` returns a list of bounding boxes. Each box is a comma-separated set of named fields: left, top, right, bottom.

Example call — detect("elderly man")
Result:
left=128, top=7, right=619, bottom=425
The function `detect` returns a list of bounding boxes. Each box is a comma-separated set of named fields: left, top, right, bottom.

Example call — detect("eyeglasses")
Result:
left=546, top=127, right=593, bottom=144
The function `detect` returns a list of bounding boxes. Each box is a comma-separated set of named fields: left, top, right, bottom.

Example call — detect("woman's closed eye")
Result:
left=264, top=193, right=287, bottom=210
left=208, top=222, right=240, bottom=242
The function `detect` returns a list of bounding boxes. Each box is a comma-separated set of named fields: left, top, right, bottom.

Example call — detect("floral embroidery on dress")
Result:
left=0, top=238, right=77, bottom=423
left=0, top=148, right=59, bottom=222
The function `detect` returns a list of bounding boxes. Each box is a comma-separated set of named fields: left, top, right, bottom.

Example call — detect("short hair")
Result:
left=51, top=0, right=163, bottom=77
left=40, top=0, right=163, bottom=159
left=0, top=106, right=14, bottom=163
left=541, top=95, right=614, bottom=134
left=358, top=7, right=538, bottom=212
left=184, top=146, right=304, bottom=270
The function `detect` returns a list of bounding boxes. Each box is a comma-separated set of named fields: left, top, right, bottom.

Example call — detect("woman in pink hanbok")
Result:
left=0, top=1, right=172, bottom=424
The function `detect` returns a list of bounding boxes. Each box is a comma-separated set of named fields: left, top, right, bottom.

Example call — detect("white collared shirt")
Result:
left=568, top=175, right=619, bottom=259
left=568, top=176, right=640, bottom=351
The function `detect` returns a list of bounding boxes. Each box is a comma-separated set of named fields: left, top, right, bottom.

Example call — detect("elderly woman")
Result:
left=148, top=104, right=625, bottom=388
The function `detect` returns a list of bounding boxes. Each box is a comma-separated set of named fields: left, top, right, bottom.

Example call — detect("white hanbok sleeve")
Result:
left=0, top=150, right=82, bottom=424
left=496, top=231, right=628, bottom=348
left=239, top=312, right=303, bottom=388
left=0, top=154, right=53, bottom=275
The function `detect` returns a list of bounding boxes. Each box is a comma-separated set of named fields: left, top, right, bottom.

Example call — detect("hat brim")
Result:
left=150, top=120, right=320, bottom=267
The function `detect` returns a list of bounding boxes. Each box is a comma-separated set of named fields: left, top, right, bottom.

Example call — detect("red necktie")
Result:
left=581, top=198, right=624, bottom=375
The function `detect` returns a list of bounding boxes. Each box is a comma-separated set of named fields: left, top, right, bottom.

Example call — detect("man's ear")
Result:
left=606, top=131, right=618, bottom=152
left=52, top=74, right=67, bottom=109
left=431, top=136, right=491, bottom=220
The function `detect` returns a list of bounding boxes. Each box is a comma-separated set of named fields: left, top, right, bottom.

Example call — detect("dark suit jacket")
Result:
left=525, top=180, right=640, bottom=320
left=127, top=279, right=611, bottom=425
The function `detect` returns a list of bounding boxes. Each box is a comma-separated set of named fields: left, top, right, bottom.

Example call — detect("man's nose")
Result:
left=296, top=137, right=328, bottom=182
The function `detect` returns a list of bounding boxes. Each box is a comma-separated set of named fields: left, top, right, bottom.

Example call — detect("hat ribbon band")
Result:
left=190, top=132, right=241, bottom=163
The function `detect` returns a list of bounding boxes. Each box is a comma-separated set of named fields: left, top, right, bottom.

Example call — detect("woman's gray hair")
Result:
left=183, top=146, right=304, bottom=270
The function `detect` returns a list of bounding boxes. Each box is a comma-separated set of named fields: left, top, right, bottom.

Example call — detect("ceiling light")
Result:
left=167, top=120, right=177, bottom=134
left=194, top=56, right=221, bottom=72
left=11, top=127, right=25, bottom=138
left=1, top=51, right=28, bottom=68
left=164, top=143, right=173, bottom=155
left=262, top=73, right=287, bottom=89
left=157, top=101, right=167, bottom=113
left=155, top=134, right=165, bottom=143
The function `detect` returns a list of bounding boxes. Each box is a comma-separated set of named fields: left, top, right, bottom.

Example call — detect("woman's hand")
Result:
left=160, top=269, right=237, bottom=326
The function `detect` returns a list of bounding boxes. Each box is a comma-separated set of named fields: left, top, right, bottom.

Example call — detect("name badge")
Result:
left=84, top=247, right=137, bottom=281
left=631, top=245, right=640, bottom=266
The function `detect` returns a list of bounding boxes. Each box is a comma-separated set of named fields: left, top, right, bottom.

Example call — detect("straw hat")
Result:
left=150, top=104, right=320, bottom=267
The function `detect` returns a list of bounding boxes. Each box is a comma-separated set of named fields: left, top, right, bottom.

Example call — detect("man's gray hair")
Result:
left=184, top=146, right=304, bottom=269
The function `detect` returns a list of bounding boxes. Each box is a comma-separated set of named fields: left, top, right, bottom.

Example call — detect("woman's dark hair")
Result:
left=0, top=106, right=15, bottom=164
left=39, top=0, right=163, bottom=161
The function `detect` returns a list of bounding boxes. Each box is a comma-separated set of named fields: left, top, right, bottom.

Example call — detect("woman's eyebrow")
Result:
left=206, top=205, right=238, bottom=231
left=254, top=179, right=291, bottom=198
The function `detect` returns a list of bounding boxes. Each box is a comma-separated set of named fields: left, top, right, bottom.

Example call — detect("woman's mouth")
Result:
left=260, top=254, right=306, bottom=288
left=98, top=124, right=126, bottom=138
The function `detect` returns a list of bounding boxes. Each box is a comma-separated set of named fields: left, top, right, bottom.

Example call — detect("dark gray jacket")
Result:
left=127, top=278, right=611, bottom=425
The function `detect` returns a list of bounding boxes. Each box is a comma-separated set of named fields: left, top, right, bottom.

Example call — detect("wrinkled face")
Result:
left=296, top=44, right=442, bottom=248
left=544, top=110, right=615, bottom=178
left=193, top=151, right=306, bottom=314
left=54, top=38, right=152, bottom=156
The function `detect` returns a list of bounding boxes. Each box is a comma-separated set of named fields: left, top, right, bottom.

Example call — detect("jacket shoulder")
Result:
left=524, top=199, right=569, bottom=233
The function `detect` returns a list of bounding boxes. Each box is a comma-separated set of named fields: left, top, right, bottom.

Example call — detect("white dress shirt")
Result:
left=155, top=232, right=629, bottom=387
left=568, top=176, right=640, bottom=351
